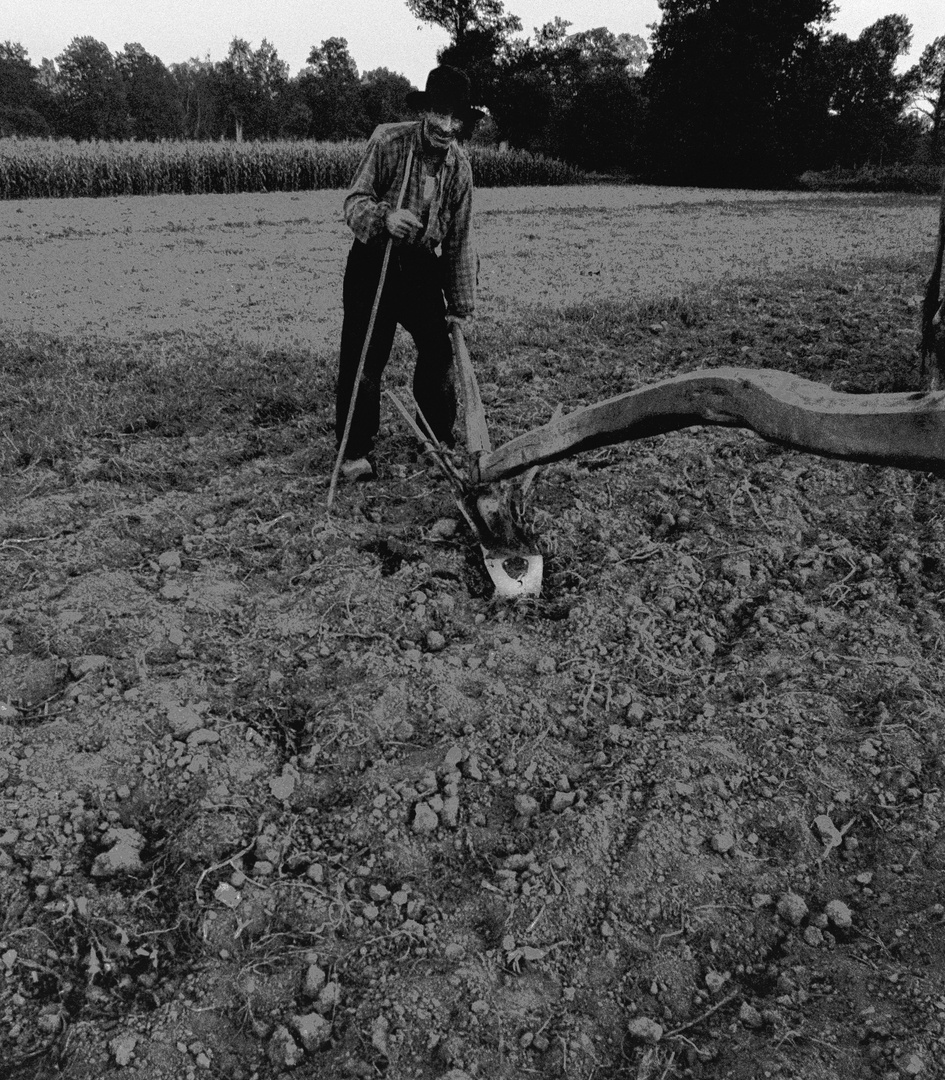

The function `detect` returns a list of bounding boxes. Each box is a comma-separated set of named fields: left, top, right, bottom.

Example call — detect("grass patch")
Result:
left=799, top=163, right=944, bottom=195
left=0, top=333, right=333, bottom=473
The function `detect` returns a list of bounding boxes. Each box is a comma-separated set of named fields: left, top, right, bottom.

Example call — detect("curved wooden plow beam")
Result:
left=476, top=367, right=945, bottom=485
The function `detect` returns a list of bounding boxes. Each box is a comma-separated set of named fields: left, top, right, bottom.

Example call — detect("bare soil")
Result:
left=0, top=187, right=935, bottom=350
left=1, top=188, right=944, bottom=1080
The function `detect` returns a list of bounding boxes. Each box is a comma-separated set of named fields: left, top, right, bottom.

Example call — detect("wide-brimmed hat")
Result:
left=406, top=65, right=485, bottom=125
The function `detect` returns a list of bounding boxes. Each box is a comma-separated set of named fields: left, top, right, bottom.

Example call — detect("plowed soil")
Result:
left=1, top=186, right=943, bottom=1080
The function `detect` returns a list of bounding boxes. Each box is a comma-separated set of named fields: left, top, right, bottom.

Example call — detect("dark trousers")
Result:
left=336, top=239, right=457, bottom=461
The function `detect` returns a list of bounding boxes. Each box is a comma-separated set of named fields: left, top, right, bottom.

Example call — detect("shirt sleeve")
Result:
left=441, top=166, right=476, bottom=317
left=343, top=131, right=392, bottom=244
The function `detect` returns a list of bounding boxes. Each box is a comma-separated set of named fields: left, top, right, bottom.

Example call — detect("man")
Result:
left=335, top=65, right=483, bottom=481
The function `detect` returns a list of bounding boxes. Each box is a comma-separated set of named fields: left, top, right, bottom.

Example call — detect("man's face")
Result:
left=423, top=108, right=462, bottom=149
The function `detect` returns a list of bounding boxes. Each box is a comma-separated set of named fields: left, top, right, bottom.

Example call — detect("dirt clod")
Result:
left=292, top=1012, right=331, bottom=1052
left=268, top=1025, right=303, bottom=1068
left=90, top=827, right=146, bottom=877
left=825, top=898, right=854, bottom=928
left=776, top=891, right=809, bottom=926
left=627, top=1016, right=664, bottom=1044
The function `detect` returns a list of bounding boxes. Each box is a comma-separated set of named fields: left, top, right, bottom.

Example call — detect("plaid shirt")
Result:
left=344, top=121, right=477, bottom=317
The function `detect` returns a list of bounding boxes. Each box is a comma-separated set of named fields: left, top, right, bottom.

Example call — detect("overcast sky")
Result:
left=4, top=0, right=940, bottom=87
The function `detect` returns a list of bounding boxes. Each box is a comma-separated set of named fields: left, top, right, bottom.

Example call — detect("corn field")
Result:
left=0, top=138, right=585, bottom=199
left=472, top=146, right=585, bottom=187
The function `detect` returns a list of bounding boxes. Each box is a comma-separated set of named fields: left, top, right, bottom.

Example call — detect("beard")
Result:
left=423, top=119, right=454, bottom=150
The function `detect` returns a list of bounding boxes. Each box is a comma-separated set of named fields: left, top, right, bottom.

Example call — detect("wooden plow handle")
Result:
left=327, top=143, right=415, bottom=508
left=476, top=367, right=945, bottom=483
left=451, top=323, right=492, bottom=456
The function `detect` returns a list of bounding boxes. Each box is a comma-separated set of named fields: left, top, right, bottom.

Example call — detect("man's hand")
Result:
left=385, top=209, right=422, bottom=241
left=447, top=314, right=473, bottom=331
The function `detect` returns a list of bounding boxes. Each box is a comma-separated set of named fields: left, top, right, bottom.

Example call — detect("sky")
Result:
left=2, top=0, right=940, bottom=87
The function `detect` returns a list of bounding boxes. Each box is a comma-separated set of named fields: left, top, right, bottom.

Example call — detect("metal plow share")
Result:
left=385, top=324, right=544, bottom=599
left=389, top=327, right=945, bottom=601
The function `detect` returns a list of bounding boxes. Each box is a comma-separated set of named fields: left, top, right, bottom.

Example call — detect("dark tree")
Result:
left=210, top=38, right=290, bottom=140
left=407, top=0, right=521, bottom=107
left=489, top=21, right=648, bottom=172
left=248, top=39, right=290, bottom=138
left=216, top=38, right=255, bottom=141
left=117, top=43, right=184, bottom=139
left=819, top=15, right=918, bottom=168
left=561, top=32, right=648, bottom=173
left=438, top=26, right=508, bottom=107
left=276, top=79, right=314, bottom=138
left=405, top=0, right=520, bottom=47
left=0, top=42, right=54, bottom=135
left=55, top=36, right=130, bottom=139
left=360, top=67, right=416, bottom=129
left=301, top=37, right=368, bottom=138
left=569, top=27, right=648, bottom=77
left=906, top=35, right=945, bottom=163
left=484, top=21, right=568, bottom=155
left=170, top=56, right=224, bottom=139
left=488, top=52, right=555, bottom=153
left=644, top=0, right=835, bottom=184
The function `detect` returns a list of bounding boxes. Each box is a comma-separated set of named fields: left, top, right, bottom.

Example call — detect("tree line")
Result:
left=1, top=0, right=943, bottom=186
left=0, top=36, right=416, bottom=145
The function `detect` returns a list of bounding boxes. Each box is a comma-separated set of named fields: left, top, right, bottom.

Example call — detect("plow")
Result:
left=383, top=322, right=945, bottom=599
left=339, top=173, right=945, bottom=599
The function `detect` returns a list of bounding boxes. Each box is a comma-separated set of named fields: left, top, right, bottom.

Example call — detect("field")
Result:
left=1, top=186, right=944, bottom=1080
